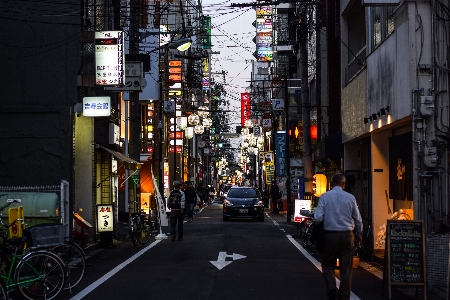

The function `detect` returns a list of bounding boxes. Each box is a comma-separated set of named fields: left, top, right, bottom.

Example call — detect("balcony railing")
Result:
left=344, top=45, right=367, bottom=86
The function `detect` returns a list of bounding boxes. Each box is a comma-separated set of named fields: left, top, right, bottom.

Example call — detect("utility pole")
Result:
left=284, top=70, right=292, bottom=222
left=299, top=19, right=312, bottom=195
left=129, top=0, right=141, bottom=214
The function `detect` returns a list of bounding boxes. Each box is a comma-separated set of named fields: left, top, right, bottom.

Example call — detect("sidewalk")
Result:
left=274, top=209, right=443, bottom=300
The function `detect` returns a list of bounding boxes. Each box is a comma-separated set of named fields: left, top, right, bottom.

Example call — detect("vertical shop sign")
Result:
left=274, top=132, right=287, bottom=177
left=95, top=31, right=124, bottom=86
left=241, top=93, right=251, bottom=126
left=202, top=16, right=211, bottom=49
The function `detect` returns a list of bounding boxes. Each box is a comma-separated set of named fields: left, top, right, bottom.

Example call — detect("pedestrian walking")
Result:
left=183, top=181, right=197, bottom=222
left=196, top=182, right=206, bottom=207
left=168, top=181, right=185, bottom=241
left=270, top=180, right=281, bottom=213
left=313, top=173, right=363, bottom=300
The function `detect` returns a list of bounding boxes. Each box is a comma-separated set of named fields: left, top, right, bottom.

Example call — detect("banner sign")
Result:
left=241, top=93, right=251, bottom=126
left=274, top=132, right=288, bottom=177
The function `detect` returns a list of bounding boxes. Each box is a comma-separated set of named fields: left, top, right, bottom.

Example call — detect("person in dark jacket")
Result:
left=196, top=182, right=206, bottom=207
left=168, top=181, right=185, bottom=241
left=270, top=180, right=281, bottom=213
left=183, top=181, right=197, bottom=222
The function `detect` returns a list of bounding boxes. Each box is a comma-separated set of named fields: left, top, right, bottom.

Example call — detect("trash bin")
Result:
left=0, top=193, right=61, bottom=230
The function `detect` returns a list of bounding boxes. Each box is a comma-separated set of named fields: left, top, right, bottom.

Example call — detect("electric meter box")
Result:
left=0, top=193, right=61, bottom=228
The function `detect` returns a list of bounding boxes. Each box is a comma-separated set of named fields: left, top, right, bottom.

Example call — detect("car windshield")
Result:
left=227, top=188, right=259, bottom=198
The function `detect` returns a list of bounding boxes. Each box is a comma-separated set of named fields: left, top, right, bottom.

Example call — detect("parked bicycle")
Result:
left=129, top=211, right=154, bottom=246
left=0, top=220, right=65, bottom=300
left=298, top=214, right=318, bottom=253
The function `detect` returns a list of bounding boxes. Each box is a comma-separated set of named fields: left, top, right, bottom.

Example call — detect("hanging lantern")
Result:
left=194, top=125, right=204, bottom=134
left=185, top=127, right=194, bottom=139
left=202, top=117, right=212, bottom=127
left=198, top=106, right=209, bottom=117
left=188, top=113, right=200, bottom=125
left=313, top=174, right=327, bottom=197
left=244, top=119, right=253, bottom=128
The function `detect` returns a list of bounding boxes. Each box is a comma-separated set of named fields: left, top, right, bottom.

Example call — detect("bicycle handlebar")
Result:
left=0, top=214, right=24, bottom=228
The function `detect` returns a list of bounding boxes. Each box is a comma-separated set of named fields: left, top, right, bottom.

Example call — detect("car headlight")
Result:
left=254, top=200, right=264, bottom=207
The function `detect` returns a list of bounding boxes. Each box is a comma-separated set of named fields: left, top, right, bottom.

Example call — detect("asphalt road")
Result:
left=50, top=199, right=416, bottom=300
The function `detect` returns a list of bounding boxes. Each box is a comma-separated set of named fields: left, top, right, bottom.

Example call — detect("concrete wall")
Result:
left=0, top=1, right=80, bottom=187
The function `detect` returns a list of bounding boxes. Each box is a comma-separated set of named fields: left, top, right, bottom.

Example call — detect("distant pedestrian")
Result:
left=314, top=173, right=362, bottom=300
left=196, top=182, right=206, bottom=206
left=270, top=180, right=281, bottom=213
left=168, top=181, right=185, bottom=241
left=184, top=181, right=197, bottom=222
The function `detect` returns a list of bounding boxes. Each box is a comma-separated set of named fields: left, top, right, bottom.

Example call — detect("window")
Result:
left=227, top=188, right=259, bottom=198
left=370, top=6, right=396, bottom=50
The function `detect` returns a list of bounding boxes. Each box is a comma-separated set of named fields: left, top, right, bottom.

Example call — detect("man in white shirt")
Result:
left=314, top=173, right=362, bottom=300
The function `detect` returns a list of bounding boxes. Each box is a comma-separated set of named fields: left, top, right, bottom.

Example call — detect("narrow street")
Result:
left=53, top=201, right=416, bottom=300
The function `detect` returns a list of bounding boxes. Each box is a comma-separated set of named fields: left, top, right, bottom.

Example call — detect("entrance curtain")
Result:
left=389, top=132, right=413, bottom=200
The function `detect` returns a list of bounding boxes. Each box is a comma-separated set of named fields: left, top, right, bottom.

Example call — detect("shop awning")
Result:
left=98, top=145, right=141, bottom=165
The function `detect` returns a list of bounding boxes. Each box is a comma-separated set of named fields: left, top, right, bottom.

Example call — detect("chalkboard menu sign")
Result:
left=385, top=220, right=427, bottom=299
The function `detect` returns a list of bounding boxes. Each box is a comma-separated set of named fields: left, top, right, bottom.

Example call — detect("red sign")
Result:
left=169, top=146, right=182, bottom=153
left=241, top=93, right=251, bottom=126
left=170, top=132, right=183, bottom=139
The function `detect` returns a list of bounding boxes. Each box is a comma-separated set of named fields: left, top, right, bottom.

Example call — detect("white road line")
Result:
left=269, top=214, right=361, bottom=300
left=70, top=240, right=161, bottom=300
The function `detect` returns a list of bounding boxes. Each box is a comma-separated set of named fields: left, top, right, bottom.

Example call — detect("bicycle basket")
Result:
left=23, top=223, right=64, bottom=247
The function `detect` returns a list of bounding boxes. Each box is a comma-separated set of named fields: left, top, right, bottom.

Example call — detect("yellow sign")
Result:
left=265, top=161, right=275, bottom=183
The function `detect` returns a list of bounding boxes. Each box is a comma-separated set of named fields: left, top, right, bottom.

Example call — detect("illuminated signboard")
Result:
left=202, top=77, right=210, bottom=90
left=83, top=96, right=111, bottom=117
left=241, top=93, right=251, bottom=126
left=96, top=204, right=114, bottom=232
left=256, top=5, right=272, bottom=16
left=160, top=25, right=171, bottom=46
left=95, top=31, right=124, bottom=86
left=256, top=2, right=273, bottom=62
left=256, top=18, right=272, bottom=32
left=170, top=132, right=184, bottom=139
left=169, top=60, right=182, bottom=82
left=257, top=50, right=273, bottom=62
left=257, top=32, right=272, bottom=47
left=169, top=146, right=183, bottom=153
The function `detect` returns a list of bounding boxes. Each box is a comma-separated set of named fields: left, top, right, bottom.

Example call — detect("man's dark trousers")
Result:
left=170, top=209, right=184, bottom=238
left=321, top=231, right=354, bottom=300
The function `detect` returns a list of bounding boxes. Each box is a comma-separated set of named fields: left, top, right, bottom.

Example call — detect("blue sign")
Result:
left=274, top=132, right=287, bottom=177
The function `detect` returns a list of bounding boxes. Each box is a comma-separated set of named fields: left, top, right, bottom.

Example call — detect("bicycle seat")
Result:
left=6, top=236, right=28, bottom=247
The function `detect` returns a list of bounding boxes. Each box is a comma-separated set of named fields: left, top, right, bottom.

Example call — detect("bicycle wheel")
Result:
left=0, top=281, right=7, bottom=300
left=52, top=241, right=86, bottom=290
left=136, top=218, right=152, bottom=245
left=129, top=217, right=138, bottom=246
left=15, top=250, right=65, bottom=300
left=305, top=225, right=318, bottom=253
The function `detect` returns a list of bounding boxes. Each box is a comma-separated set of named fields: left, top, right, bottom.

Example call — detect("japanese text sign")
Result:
left=96, top=204, right=114, bottom=232
left=275, top=132, right=287, bottom=177
left=95, top=31, right=124, bottom=86
left=83, top=96, right=111, bottom=117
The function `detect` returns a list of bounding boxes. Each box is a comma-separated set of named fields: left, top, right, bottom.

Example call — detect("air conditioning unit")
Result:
left=109, top=123, right=120, bottom=145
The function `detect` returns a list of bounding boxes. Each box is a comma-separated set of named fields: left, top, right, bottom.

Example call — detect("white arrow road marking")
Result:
left=210, top=252, right=247, bottom=270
